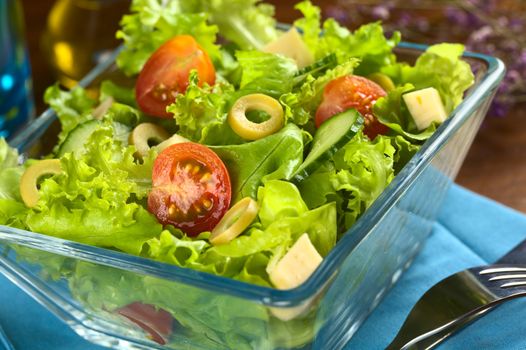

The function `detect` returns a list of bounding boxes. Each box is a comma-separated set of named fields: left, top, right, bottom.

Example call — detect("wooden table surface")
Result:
left=21, top=0, right=526, bottom=214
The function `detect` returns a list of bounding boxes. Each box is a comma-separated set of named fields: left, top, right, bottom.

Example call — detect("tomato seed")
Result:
left=200, top=172, right=212, bottom=183
left=184, top=163, right=193, bottom=173
left=192, top=204, right=203, bottom=214
left=169, top=204, right=178, bottom=217
left=203, top=198, right=212, bottom=210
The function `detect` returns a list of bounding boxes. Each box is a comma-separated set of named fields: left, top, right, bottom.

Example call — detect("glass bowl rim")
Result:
left=0, top=41, right=506, bottom=307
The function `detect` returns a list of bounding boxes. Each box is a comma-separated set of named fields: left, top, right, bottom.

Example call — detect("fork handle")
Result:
left=497, top=238, right=526, bottom=264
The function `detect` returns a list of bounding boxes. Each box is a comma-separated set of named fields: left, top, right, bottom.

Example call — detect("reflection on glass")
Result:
left=0, top=0, right=34, bottom=138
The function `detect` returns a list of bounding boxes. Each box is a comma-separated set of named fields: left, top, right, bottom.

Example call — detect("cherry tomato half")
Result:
left=148, top=143, right=231, bottom=236
left=315, top=75, right=388, bottom=140
left=117, top=302, right=173, bottom=345
left=136, top=35, right=216, bottom=119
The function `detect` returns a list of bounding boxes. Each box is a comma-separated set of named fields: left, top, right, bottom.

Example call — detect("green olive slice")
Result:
left=210, top=197, right=259, bottom=245
left=20, top=159, right=62, bottom=208
left=92, top=97, right=114, bottom=120
left=129, top=123, right=170, bottom=158
left=155, top=133, right=190, bottom=153
left=228, top=94, right=284, bottom=140
left=367, top=73, right=395, bottom=92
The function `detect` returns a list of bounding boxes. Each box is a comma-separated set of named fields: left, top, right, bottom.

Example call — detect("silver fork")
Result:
left=387, top=239, right=526, bottom=350
left=385, top=264, right=526, bottom=349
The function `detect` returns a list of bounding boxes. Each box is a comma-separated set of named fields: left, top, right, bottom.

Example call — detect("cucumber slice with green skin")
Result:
left=58, top=120, right=130, bottom=157
left=291, top=109, right=364, bottom=182
left=293, top=53, right=338, bottom=87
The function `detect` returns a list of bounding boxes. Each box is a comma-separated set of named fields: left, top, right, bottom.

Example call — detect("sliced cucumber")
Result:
left=58, top=120, right=130, bottom=157
left=291, top=109, right=364, bottom=182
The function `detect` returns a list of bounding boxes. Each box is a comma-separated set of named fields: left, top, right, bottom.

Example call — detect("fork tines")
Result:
left=479, top=266, right=526, bottom=288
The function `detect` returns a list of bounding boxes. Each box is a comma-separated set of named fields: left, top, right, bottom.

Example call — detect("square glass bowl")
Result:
left=0, top=43, right=505, bottom=350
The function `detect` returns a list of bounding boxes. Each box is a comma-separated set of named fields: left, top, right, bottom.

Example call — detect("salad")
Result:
left=0, top=0, right=475, bottom=346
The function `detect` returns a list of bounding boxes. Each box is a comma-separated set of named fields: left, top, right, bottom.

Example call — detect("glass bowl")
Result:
left=0, top=43, right=505, bottom=350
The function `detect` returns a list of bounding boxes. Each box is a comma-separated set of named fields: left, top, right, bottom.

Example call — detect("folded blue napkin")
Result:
left=345, top=184, right=526, bottom=350
left=1, top=184, right=526, bottom=350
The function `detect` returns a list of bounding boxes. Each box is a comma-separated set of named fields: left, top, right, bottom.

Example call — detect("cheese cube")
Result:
left=262, top=28, right=314, bottom=68
left=403, top=87, right=448, bottom=130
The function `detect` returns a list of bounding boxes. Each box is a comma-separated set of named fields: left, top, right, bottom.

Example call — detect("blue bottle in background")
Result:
left=0, top=0, right=34, bottom=139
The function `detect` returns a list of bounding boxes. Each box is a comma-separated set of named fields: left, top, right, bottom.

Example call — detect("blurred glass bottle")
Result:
left=42, top=0, right=130, bottom=89
left=0, top=0, right=34, bottom=138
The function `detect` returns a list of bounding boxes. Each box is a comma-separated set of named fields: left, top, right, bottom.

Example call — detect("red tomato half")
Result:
left=136, top=35, right=216, bottom=119
left=117, top=302, right=173, bottom=345
left=148, top=143, right=231, bottom=236
left=315, top=75, right=388, bottom=140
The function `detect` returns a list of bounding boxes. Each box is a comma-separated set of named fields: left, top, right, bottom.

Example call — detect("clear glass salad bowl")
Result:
left=0, top=43, right=505, bottom=350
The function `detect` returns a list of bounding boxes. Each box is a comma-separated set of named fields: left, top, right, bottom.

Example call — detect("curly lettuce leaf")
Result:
left=116, top=0, right=220, bottom=76
left=0, top=138, right=18, bottom=168
left=0, top=139, right=27, bottom=227
left=236, top=50, right=297, bottom=98
left=293, top=1, right=400, bottom=74
left=195, top=0, right=279, bottom=50
left=331, top=134, right=395, bottom=229
left=199, top=180, right=336, bottom=274
left=299, top=134, right=395, bottom=232
left=167, top=72, right=243, bottom=145
left=44, top=85, right=97, bottom=146
left=0, top=139, right=22, bottom=201
left=26, top=125, right=160, bottom=254
left=373, top=83, right=440, bottom=141
left=280, top=59, right=359, bottom=126
left=145, top=230, right=210, bottom=266
left=292, top=1, right=321, bottom=54
left=381, top=43, right=475, bottom=115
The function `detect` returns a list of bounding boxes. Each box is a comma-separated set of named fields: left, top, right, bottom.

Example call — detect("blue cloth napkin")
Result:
left=1, top=184, right=526, bottom=350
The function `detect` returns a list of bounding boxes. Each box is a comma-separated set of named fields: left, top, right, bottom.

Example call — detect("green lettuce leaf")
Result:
left=236, top=50, right=297, bottom=98
left=373, top=83, right=440, bottom=141
left=100, top=80, right=137, bottom=107
left=116, top=0, right=220, bottom=76
left=381, top=43, right=474, bottom=114
left=280, top=59, right=359, bottom=126
left=296, top=163, right=339, bottom=210
left=0, top=138, right=18, bottom=168
left=211, top=124, right=304, bottom=201
left=64, top=260, right=271, bottom=349
left=293, top=1, right=400, bottom=74
left=0, top=138, right=22, bottom=201
left=44, top=85, right=97, bottom=147
left=195, top=0, right=279, bottom=50
left=0, top=139, right=27, bottom=227
left=299, top=134, right=395, bottom=232
left=167, top=72, right=243, bottom=145
left=257, top=180, right=308, bottom=227
left=257, top=180, right=336, bottom=257
left=331, top=134, right=396, bottom=229
left=145, top=230, right=210, bottom=266
left=26, top=125, right=160, bottom=255
left=391, top=135, right=421, bottom=173
left=292, top=1, right=321, bottom=56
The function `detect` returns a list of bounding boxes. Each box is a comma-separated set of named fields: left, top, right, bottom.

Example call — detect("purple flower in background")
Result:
left=371, top=5, right=390, bottom=20
left=333, top=0, right=526, bottom=118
